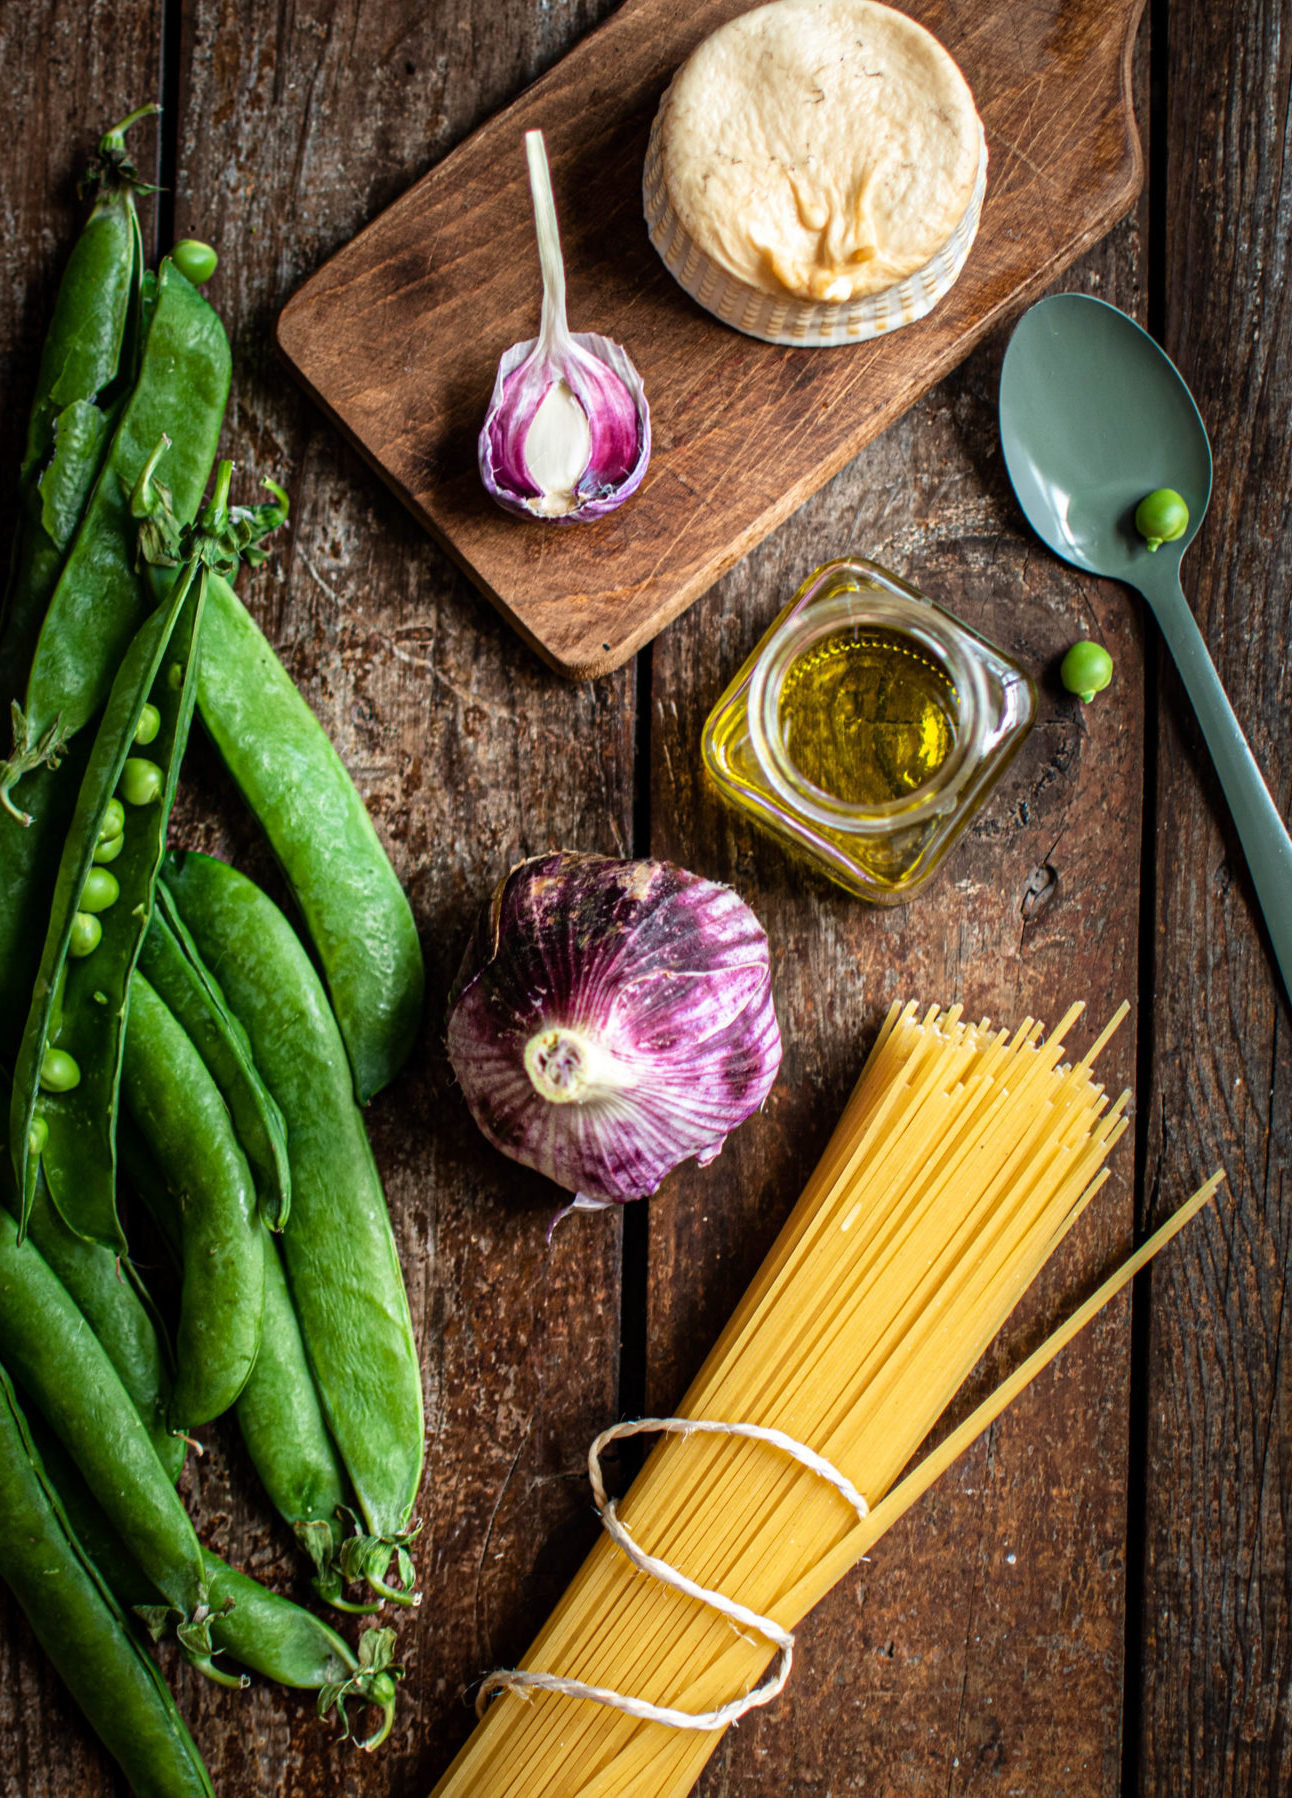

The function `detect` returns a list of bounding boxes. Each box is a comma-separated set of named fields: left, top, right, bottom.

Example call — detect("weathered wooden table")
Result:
left=1, top=2, right=1288, bottom=1795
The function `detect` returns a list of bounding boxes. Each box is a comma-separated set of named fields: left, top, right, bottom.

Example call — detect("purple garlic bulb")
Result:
left=446, top=852, right=781, bottom=1207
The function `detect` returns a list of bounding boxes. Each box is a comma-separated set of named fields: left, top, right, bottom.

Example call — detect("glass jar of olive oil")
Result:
left=701, top=559, right=1036, bottom=903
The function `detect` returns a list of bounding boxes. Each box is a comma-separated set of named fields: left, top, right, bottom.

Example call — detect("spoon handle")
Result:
left=1141, top=566, right=1292, bottom=1002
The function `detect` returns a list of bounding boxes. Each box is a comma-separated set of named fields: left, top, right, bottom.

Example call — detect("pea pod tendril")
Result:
left=318, top=1625, right=404, bottom=1751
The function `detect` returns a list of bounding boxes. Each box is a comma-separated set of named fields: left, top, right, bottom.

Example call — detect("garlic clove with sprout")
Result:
left=478, top=132, right=650, bottom=523
left=446, top=853, right=781, bottom=1208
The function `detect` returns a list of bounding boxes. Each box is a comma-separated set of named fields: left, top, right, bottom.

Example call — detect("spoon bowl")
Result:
left=1001, top=294, right=1212, bottom=580
left=999, top=293, right=1291, bottom=1001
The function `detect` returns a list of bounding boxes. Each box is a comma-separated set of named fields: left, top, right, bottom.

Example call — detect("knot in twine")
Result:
left=476, top=1415, right=868, bottom=1732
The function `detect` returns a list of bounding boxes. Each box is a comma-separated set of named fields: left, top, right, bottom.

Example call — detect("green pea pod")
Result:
left=27, top=1418, right=400, bottom=1747
left=0, top=107, right=155, bottom=726
left=9, top=542, right=204, bottom=1247
left=118, top=1109, right=182, bottom=1260
left=0, top=1363, right=214, bottom=1798
left=162, top=851, right=424, bottom=1605
left=20, top=1170, right=183, bottom=1482
left=121, top=973, right=264, bottom=1429
left=20, top=1407, right=158, bottom=1608
left=202, top=1560, right=402, bottom=1747
left=140, top=879, right=291, bottom=1228
left=0, top=1072, right=182, bottom=1482
left=0, top=1204, right=210, bottom=1637
left=121, top=1125, right=354, bottom=1601
left=194, top=570, right=424, bottom=1104
left=0, top=258, right=228, bottom=1059
left=24, top=260, right=229, bottom=746
left=237, top=1227, right=360, bottom=1607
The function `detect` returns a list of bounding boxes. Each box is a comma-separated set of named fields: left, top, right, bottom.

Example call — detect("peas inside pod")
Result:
left=80, top=868, right=120, bottom=913
left=68, top=913, right=103, bottom=959
left=40, top=1049, right=81, bottom=1093
left=120, top=757, right=163, bottom=806
left=133, top=703, right=161, bottom=746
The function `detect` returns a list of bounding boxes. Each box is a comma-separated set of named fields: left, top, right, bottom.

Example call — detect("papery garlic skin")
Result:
left=479, top=331, right=650, bottom=523
left=447, top=853, right=781, bottom=1204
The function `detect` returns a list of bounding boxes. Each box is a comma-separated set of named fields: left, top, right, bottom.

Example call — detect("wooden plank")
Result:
left=0, top=3, right=633, bottom=1796
left=0, top=11, right=164, bottom=1795
left=645, top=201, right=1151, bottom=1798
left=275, top=0, right=1146, bottom=680
left=158, top=1, right=636, bottom=1793
left=1135, top=0, right=1292, bottom=1790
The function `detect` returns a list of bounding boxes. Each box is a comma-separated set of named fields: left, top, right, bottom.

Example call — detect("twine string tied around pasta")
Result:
left=475, top=1415, right=869, bottom=1731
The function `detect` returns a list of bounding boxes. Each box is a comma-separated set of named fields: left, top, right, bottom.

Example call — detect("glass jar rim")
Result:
left=746, top=570, right=993, bottom=833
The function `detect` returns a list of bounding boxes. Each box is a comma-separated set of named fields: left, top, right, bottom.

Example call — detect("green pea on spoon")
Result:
left=999, top=293, right=1292, bottom=1002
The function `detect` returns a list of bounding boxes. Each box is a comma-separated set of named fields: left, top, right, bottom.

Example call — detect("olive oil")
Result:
left=700, top=559, right=1037, bottom=904
left=778, top=630, right=959, bottom=806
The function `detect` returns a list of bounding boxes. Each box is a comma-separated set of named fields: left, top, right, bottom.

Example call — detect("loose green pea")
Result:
left=81, top=869, right=120, bottom=913
left=1134, top=488, right=1189, bottom=552
left=1060, top=640, right=1115, bottom=704
left=40, top=1049, right=81, bottom=1093
left=92, top=832, right=125, bottom=865
left=28, top=1116, right=48, bottom=1157
left=171, top=239, right=219, bottom=286
left=99, top=798, right=126, bottom=842
left=133, top=703, right=161, bottom=746
left=120, top=758, right=163, bottom=806
left=68, top=913, right=103, bottom=959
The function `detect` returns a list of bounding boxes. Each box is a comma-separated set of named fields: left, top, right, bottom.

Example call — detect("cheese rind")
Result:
left=659, top=0, right=983, bottom=304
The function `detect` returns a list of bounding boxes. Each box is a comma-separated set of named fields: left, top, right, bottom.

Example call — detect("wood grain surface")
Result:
left=275, top=0, right=1145, bottom=679
left=1136, top=0, right=1292, bottom=1790
left=0, top=2, right=1288, bottom=1797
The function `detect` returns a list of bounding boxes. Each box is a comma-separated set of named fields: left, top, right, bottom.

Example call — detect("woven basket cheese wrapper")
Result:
left=430, top=1001, right=1221, bottom=1798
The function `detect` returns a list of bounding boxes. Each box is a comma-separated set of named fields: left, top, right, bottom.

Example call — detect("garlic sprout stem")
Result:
left=525, top=129, right=569, bottom=355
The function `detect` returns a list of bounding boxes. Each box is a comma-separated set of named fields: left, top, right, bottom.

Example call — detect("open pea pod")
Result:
left=10, top=457, right=289, bottom=1246
left=9, top=549, right=204, bottom=1246
left=140, top=881, right=292, bottom=1229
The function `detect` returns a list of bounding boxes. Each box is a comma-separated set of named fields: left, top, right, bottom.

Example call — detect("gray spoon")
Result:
left=999, top=292, right=1292, bottom=1000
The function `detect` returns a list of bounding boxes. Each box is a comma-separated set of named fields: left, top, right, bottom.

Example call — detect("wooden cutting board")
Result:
left=276, top=0, right=1144, bottom=680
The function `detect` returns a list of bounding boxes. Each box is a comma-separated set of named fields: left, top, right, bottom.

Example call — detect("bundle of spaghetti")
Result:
left=430, top=1000, right=1214, bottom=1798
